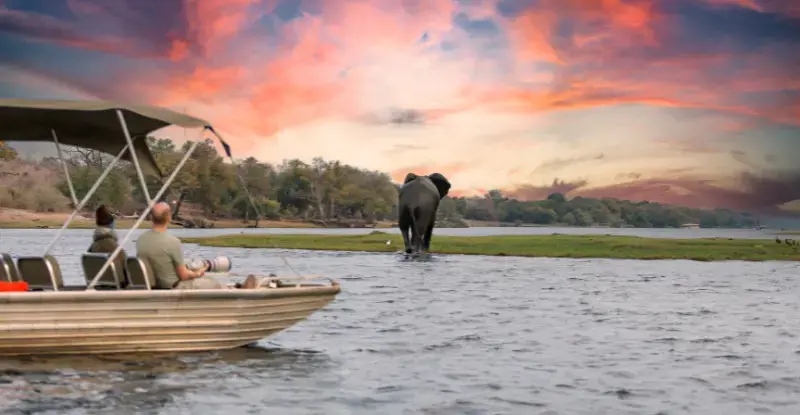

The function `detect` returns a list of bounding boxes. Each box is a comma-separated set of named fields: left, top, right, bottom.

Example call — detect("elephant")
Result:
left=397, top=172, right=452, bottom=255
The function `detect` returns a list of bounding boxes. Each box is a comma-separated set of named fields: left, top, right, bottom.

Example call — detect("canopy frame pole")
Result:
left=42, top=143, right=132, bottom=256
left=116, top=110, right=152, bottom=204
left=86, top=137, right=202, bottom=290
left=210, top=129, right=261, bottom=220
left=51, top=129, right=78, bottom=207
left=207, top=128, right=302, bottom=278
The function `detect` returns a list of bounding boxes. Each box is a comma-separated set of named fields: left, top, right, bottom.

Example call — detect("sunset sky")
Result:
left=0, top=0, right=798, bottom=213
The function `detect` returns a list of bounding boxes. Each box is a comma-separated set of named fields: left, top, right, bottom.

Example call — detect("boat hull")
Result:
left=0, top=285, right=340, bottom=356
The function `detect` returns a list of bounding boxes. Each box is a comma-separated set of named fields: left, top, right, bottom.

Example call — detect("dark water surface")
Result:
left=1, top=229, right=800, bottom=414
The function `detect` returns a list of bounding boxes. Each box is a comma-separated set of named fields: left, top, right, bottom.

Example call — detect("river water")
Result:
left=1, top=228, right=799, bottom=414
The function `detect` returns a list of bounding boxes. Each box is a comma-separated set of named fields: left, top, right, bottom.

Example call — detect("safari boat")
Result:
left=0, top=99, right=341, bottom=356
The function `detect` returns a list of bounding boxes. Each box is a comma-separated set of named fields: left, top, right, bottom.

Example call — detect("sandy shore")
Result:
left=0, top=208, right=91, bottom=227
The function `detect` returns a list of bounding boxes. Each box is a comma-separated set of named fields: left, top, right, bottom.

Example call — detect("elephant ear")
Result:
left=403, top=173, right=419, bottom=184
left=427, top=173, right=451, bottom=199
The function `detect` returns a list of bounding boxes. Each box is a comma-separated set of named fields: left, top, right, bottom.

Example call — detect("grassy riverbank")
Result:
left=181, top=232, right=800, bottom=261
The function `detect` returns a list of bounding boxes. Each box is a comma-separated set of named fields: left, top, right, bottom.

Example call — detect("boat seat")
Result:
left=17, top=255, right=64, bottom=291
left=126, top=257, right=156, bottom=290
left=81, top=253, right=123, bottom=290
left=1, top=253, right=21, bottom=282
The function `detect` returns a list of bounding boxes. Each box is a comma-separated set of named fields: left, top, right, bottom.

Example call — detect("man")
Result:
left=136, top=202, right=257, bottom=290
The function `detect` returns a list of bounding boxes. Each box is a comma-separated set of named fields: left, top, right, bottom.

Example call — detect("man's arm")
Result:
left=176, top=262, right=205, bottom=281
left=168, top=239, right=206, bottom=281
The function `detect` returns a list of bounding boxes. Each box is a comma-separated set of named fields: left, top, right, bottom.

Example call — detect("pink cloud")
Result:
left=180, top=0, right=279, bottom=60
left=2, top=0, right=799, bottom=212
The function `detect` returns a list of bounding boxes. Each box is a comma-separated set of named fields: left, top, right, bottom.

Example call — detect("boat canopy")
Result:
left=0, top=99, right=214, bottom=177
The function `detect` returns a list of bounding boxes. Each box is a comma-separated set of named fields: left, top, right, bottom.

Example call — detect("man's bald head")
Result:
left=150, top=202, right=172, bottom=226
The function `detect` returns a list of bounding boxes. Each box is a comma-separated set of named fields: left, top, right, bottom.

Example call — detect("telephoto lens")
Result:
left=186, top=256, right=232, bottom=273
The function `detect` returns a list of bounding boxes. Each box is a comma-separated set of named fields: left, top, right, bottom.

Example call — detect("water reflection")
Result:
left=0, top=345, right=333, bottom=414
left=2, top=230, right=800, bottom=414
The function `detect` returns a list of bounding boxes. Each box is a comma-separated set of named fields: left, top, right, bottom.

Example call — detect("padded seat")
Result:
left=17, top=255, right=64, bottom=291
left=1, top=253, right=21, bottom=282
left=82, top=253, right=123, bottom=289
left=126, top=257, right=155, bottom=290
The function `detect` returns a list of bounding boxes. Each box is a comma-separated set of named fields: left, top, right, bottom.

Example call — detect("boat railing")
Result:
left=204, top=272, right=339, bottom=287
left=3, top=249, right=337, bottom=291
left=261, top=274, right=340, bottom=288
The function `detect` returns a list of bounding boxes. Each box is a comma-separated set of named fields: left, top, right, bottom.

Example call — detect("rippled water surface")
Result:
left=2, top=229, right=800, bottom=414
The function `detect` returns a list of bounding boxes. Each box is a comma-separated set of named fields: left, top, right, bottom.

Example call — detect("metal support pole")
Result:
left=116, top=110, right=152, bottom=204
left=208, top=128, right=262, bottom=218
left=209, top=128, right=302, bottom=277
left=86, top=140, right=201, bottom=290
left=42, top=143, right=131, bottom=256
left=51, top=129, right=79, bottom=207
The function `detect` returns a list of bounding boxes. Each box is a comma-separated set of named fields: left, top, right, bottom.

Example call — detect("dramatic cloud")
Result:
left=0, top=0, right=798, bottom=213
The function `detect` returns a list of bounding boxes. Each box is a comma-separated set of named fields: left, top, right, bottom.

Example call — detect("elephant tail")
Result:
left=411, top=206, right=426, bottom=241
left=410, top=206, right=420, bottom=230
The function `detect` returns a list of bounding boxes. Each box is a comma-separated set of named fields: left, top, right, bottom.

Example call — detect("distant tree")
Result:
left=547, top=192, right=566, bottom=203
left=0, top=141, right=17, bottom=161
left=0, top=140, right=765, bottom=229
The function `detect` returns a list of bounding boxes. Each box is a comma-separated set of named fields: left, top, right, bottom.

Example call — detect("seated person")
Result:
left=88, top=204, right=129, bottom=287
left=136, top=201, right=257, bottom=290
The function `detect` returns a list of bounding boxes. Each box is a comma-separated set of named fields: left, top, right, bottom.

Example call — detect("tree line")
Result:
left=0, top=139, right=759, bottom=229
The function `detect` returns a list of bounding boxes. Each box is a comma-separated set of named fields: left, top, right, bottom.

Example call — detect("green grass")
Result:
left=181, top=232, right=800, bottom=261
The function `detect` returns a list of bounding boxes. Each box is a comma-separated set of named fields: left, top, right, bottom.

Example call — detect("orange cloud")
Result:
left=139, top=0, right=470, bottom=144
left=460, top=46, right=799, bottom=127
left=157, top=65, right=246, bottom=106
left=3, top=0, right=799, bottom=213
left=507, top=8, right=562, bottom=64
left=167, top=38, right=190, bottom=62
left=505, top=0, right=661, bottom=66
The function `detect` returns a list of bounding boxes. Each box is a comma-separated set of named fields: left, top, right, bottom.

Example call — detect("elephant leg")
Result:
left=422, top=221, right=434, bottom=252
left=412, top=208, right=431, bottom=254
left=410, top=224, right=422, bottom=254
left=399, top=208, right=413, bottom=254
